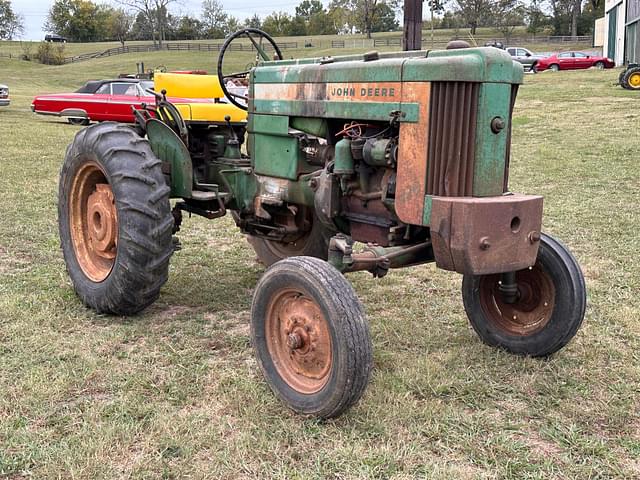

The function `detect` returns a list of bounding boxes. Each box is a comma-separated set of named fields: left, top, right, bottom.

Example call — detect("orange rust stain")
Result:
left=396, top=82, right=430, bottom=225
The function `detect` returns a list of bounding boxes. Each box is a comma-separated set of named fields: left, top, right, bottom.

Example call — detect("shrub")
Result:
left=36, top=41, right=66, bottom=65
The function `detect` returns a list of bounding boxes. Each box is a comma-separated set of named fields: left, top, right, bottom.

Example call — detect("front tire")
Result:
left=594, top=61, right=605, bottom=69
left=461, top=233, right=586, bottom=357
left=550, top=64, right=560, bottom=72
left=58, top=122, right=174, bottom=315
left=251, top=257, right=373, bottom=419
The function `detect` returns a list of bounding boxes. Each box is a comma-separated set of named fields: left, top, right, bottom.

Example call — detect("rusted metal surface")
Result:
left=342, top=196, right=394, bottom=246
left=478, top=263, right=555, bottom=336
left=430, top=194, right=543, bottom=275
left=253, top=82, right=403, bottom=103
left=69, top=162, right=118, bottom=282
left=396, top=82, right=431, bottom=225
left=426, top=82, right=479, bottom=197
left=265, top=288, right=332, bottom=394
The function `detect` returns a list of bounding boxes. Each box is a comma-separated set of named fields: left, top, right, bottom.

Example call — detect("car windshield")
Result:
left=140, top=81, right=154, bottom=93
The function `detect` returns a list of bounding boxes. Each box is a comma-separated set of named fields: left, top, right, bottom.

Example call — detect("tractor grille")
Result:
left=426, top=81, right=480, bottom=197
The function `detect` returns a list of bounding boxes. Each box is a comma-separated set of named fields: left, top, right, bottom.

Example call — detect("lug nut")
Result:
left=480, top=237, right=491, bottom=250
left=287, top=333, right=303, bottom=350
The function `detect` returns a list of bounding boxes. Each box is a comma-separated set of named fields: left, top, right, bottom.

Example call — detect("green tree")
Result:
left=493, top=0, right=525, bottom=41
left=108, top=8, right=134, bottom=45
left=0, top=0, right=24, bottom=40
left=177, top=15, right=203, bottom=39
left=296, top=0, right=324, bottom=19
left=45, top=0, right=103, bottom=42
left=244, top=14, right=262, bottom=29
left=201, top=0, right=228, bottom=38
left=262, top=12, right=293, bottom=36
left=525, top=0, right=550, bottom=35
left=327, top=0, right=398, bottom=38
left=453, top=0, right=493, bottom=34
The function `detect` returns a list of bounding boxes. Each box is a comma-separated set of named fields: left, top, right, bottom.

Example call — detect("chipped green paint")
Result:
left=146, top=118, right=192, bottom=198
left=473, top=83, right=513, bottom=197
left=252, top=99, right=413, bottom=122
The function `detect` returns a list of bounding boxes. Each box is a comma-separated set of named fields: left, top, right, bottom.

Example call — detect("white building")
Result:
left=603, top=0, right=640, bottom=65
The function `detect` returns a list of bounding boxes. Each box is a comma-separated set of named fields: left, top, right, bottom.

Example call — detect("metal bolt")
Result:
left=480, top=237, right=491, bottom=250
left=287, top=333, right=303, bottom=350
left=528, top=231, right=541, bottom=244
left=491, top=116, right=506, bottom=133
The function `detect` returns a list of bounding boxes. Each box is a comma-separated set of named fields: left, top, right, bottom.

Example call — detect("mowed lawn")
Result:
left=0, top=50, right=639, bottom=479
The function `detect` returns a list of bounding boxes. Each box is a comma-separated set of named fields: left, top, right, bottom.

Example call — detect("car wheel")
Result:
left=550, top=64, right=560, bottom=72
left=594, top=61, right=605, bottom=70
left=68, top=118, right=90, bottom=126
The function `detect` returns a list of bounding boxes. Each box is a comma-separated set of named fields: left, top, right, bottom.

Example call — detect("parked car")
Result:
left=0, top=84, right=9, bottom=107
left=32, top=78, right=154, bottom=125
left=31, top=75, right=246, bottom=125
left=506, top=47, right=546, bottom=72
left=45, top=34, right=67, bottom=43
left=534, top=51, right=615, bottom=72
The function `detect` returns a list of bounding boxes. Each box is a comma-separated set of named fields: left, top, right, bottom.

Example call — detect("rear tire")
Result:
left=58, top=122, right=174, bottom=315
left=248, top=214, right=334, bottom=266
left=251, top=257, right=372, bottom=419
left=624, top=67, right=640, bottom=90
left=461, top=233, right=586, bottom=357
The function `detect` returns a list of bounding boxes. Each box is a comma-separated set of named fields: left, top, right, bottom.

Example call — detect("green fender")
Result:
left=146, top=119, right=193, bottom=198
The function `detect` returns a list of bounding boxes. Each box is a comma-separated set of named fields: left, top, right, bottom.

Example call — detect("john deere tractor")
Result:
left=58, top=29, right=586, bottom=419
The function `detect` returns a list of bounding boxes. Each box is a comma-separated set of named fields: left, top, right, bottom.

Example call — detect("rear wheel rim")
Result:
left=69, top=161, right=117, bottom=282
left=478, top=263, right=556, bottom=336
left=265, top=288, right=332, bottom=394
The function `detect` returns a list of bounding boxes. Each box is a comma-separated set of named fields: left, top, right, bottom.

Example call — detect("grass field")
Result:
left=0, top=46, right=639, bottom=479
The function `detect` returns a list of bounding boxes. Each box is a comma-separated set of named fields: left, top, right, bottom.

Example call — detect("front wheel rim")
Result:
left=69, top=161, right=118, bottom=282
left=265, top=288, right=332, bottom=394
left=628, top=72, right=640, bottom=88
left=478, top=263, right=556, bottom=336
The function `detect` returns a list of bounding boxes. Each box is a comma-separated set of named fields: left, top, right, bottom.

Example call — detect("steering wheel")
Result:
left=217, top=28, right=283, bottom=111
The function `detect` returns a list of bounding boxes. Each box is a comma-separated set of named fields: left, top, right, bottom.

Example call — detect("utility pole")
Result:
left=403, top=0, right=424, bottom=51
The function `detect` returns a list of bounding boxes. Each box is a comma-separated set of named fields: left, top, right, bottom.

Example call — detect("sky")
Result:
left=14, top=0, right=307, bottom=40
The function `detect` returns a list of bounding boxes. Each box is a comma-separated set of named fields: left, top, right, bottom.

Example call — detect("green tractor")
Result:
left=58, top=30, right=587, bottom=419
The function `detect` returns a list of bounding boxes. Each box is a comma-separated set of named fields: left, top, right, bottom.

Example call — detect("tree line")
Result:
left=0, top=0, right=603, bottom=44
left=40, top=0, right=399, bottom=45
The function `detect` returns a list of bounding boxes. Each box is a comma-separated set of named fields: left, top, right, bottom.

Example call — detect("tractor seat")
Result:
left=154, top=72, right=247, bottom=123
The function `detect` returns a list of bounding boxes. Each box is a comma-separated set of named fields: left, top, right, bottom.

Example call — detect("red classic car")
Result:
left=32, top=75, right=248, bottom=126
left=31, top=79, right=157, bottom=125
left=534, top=51, right=615, bottom=72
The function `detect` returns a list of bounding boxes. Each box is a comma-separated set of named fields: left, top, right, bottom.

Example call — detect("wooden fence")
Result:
left=1, top=34, right=596, bottom=65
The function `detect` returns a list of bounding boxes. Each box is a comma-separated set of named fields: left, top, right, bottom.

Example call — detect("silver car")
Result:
left=0, top=84, right=9, bottom=106
left=506, top=47, right=546, bottom=72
